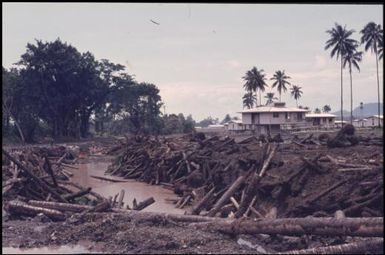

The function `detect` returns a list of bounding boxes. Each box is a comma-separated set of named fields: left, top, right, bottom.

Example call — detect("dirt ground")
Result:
left=4, top=212, right=383, bottom=254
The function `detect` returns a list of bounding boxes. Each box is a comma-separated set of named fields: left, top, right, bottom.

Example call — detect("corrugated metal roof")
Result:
left=305, top=113, right=337, bottom=118
left=239, top=106, right=309, bottom=113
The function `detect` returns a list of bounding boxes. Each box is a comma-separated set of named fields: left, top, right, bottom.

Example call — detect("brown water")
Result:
left=69, top=156, right=185, bottom=214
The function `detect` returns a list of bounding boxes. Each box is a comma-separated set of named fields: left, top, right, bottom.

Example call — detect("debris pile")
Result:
left=2, top=147, right=107, bottom=221
left=105, top=134, right=383, bottom=219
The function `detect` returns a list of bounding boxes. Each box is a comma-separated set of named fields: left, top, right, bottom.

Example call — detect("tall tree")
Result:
left=270, top=70, right=291, bottom=102
left=242, top=92, right=256, bottom=109
left=343, top=44, right=362, bottom=124
left=378, top=40, right=383, bottom=60
left=290, top=85, right=303, bottom=107
left=221, top=114, right=232, bottom=124
left=325, top=23, right=356, bottom=126
left=323, top=105, right=331, bottom=113
left=264, top=92, right=278, bottom=105
left=360, top=22, right=383, bottom=127
left=242, top=67, right=267, bottom=106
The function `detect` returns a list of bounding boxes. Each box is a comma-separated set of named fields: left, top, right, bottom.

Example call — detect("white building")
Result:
left=239, top=102, right=309, bottom=135
left=364, top=115, right=383, bottom=127
left=334, top=120, right=348, bottom=128
left=352, top=119, right=367, bottom=128
left=226, top=120, right=244, bottom=132
left=305, top=113, right=336, bottom=128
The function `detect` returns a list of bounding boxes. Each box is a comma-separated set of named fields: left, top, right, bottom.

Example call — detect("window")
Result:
left=285, top=112, right=290, bottom=119
left=297, top=113, right=303, bottom=121
left=273, top=112, right=279, bottom=118
left=329, top=118, right=333, bottom=122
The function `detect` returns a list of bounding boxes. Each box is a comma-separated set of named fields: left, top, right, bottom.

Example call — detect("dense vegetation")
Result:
left=2, top=39, right=195, bottom=143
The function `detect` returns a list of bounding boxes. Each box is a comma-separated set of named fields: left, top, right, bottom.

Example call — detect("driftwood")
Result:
left=192, top=217, right=383, bottom=237
left=63, top=187, right=92, bottom=201
left=278, top=238, right=383, bottom=254
left=118, top=189, right=125, bottom=208
left=2, top=149, right=68, bottom=203
left=5, top=200, right=65, bottom=221
left=90, top=175, right=130, bottom=183
left=207, top=175, right=246, bottom=217
left=27, top=200, right=93, bottom=212
left=190, top=187, right=216, bottom=215
left=133, top=197, right=155, bottom=211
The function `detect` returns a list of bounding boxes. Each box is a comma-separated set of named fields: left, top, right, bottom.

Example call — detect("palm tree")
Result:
left=360, top=22, right=383, bottom=127
left=290, top=85, right=303, bottom=107
left=314, top=108, right=321, bottom=114
left=270, top=70, right=291, bottom=102
left=323, top=105, right=331, bottom=113
left=343, top=45, right=362, bottom=124
left=242, top=92, right=256, bottom=109
left=264, top=92, right=278, bottom=105
left=325, top=23, right=357, bottom=127
left=360, top=102, right=364, bottom=118
left=242, top=67, right=267, bottom=106
left=379, top=40, right=383, bottom=60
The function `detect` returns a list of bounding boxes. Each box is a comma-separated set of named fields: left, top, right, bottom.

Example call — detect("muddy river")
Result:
left=3, top=155, right=185, bottom=254
left=70, top=156, right=185, bottom=215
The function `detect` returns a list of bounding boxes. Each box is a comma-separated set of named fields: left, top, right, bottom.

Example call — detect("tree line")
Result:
left=2, top=39, right=195, bottom=143
left=325, top=21, right=383, bottom=125
left=242, top=67, right=304, bottom=109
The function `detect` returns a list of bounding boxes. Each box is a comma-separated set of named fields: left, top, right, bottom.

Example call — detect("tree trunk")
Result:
left=194, top=217, right=383, bottom=237
left=207, top=175, right=246, bottom=217
left=375, top=50, right=381, bottom=127
left=279, top=238, right=383, bottom=254
left=27, top=200, right=93, bottom=212
left=340, top=56, right=344, bottom=127
left=349, top=67, right=353, bottom=124
left=5, top=200, right=66, bottom=221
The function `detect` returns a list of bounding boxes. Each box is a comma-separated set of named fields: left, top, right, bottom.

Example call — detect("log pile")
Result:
left=2, top=147, right=108, bottom=220
left=104, top=134, right=383, bottom=219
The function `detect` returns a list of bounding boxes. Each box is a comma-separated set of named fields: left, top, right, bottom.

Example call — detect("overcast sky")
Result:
left=2, top=3, right=383, bottom=121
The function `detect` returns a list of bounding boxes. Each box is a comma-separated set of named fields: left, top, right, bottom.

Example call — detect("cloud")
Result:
left=315, top=54, right=327, bottom=69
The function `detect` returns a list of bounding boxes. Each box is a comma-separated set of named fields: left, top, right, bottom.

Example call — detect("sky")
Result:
left=2, top=3, right=383, bottom=121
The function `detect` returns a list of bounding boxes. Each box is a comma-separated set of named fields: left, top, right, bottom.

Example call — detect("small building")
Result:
left=305, top=113, right=336, bottom=128
left=364, top=115, right=383, bottom=127
left=239, top=102, right=309, bottom=135
left=334, top=120, right=348, bottom=128
left=352, top=119, right=367, bottom=128
left=226, top=120, right=244, bottom=132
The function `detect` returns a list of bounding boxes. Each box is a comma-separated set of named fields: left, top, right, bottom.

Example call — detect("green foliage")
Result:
left=197, top=117, right=217, bottom=128
left=3, top=38, right=168, bottom=142
left=271, top=70, right=291, bottom=102
left=323, top=105, right=331, bottom=113
left=160, top=113, right=195, bottom=135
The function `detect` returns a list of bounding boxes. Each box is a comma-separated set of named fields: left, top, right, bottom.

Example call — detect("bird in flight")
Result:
left=150, top=19, right=160, bottom=25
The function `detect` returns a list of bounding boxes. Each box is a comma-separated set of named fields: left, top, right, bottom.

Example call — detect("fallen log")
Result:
left=5, top=200, right=65, bottom=221
left=190, top=187, right=216, bottom=215
left=27, top=200, right=92, bottom=212
left=2, top=149, right=68, bottom=203
left=63, top=187, right=92, bottom=201
left=118, top=189, right=125, bottom=209
left=90, top=175, right=130, bottom=183
left=191, top=217, right=383, bottom=237
left=278, top=238, right=383, bottom=254
left=207, top=175, right=246, bottom=217
left=133, top=197, right=155, bottom=211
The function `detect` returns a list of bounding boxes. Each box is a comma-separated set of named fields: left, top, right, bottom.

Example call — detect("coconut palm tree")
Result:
left=325, top=23, right=357, bottom=127
left=242, top=67, right=267, bottom=106
left=323, top=105, right=331, bottom=113
left=264, top=92, right=278, bottom=105
left=379, top=40, right=383, bottom=60
left=242, top=92, right=256, bottom=109
left=270, top=70, right=291, bottom=102
left=290, top=85, right=303, bottom=107
left=343, top=45, right=363, bottom=124
left=360, top=22, right=383, bottom=127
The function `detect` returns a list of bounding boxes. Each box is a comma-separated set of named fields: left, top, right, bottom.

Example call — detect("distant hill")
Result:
left=331, top=103, right=383, bottom=119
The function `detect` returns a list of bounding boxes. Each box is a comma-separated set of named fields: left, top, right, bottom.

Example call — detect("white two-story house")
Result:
left=239, top=102, right=309, bottom=135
